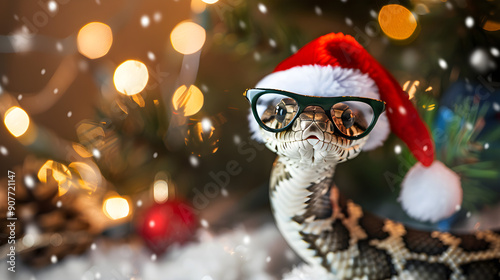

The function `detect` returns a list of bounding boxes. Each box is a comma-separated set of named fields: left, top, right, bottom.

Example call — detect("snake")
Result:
left=252, top=94, right=500, bottom=280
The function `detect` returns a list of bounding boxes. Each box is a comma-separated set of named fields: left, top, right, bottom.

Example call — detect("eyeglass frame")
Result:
left=244, top=88, right=386, bottom=140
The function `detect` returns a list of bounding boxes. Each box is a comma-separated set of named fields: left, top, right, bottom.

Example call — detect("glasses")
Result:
left=244, top=88, right=386, bottom=140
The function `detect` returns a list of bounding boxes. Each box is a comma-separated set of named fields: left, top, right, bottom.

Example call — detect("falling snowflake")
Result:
left=0, top=146, right=8, bottom=156
left=153, top=11, right=162, bottom=22
left=48, top=1, right=58, bottom=12
left=67, top=111, right=72, bottom=118
left=56, top=41, right=63, bottom=52
left=239, top=20, right=246, bottom=29
left=147, top=51, right=156, bottom=61
left=258, top=3, right=267, bottom=14
left=345, top=17, right=353, bottom=26
left=269, top=38, right=277, bottom=48
left=200, top=219, right=209, bottom=228
left=438, top=58, right=448, bottom=69
left=92, top=148, right=101, bottom=159
left=189, top=155, right=199, bottom=167
left=314, top=6, right=322, bottom=16
left=490, top=47, right=499, bottom=57
left=253, top=52, right=261, bottom=61
left=394, top=145, right=402, bottom=154
left=141, top=15, right=150, bottom=28
left=465, top=16, right=474, bottom=28
left=24, top=175, right=35, bottom=189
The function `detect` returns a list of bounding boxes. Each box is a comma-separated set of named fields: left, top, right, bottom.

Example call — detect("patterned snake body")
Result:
left=261, top=105, right=500, bottom=280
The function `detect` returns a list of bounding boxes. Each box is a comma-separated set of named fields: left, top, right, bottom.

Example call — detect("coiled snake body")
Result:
left=260, top=104, right=500, bottom=279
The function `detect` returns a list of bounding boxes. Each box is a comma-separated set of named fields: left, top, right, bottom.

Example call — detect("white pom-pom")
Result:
left=399, top=160, right=462, bottom=223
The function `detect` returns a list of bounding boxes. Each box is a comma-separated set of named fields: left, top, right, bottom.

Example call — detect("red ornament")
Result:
left=137, top=200, right=198, bottom=254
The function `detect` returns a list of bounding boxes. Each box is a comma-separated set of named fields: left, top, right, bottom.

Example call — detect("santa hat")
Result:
left=249, top=33, right=462, bottom=223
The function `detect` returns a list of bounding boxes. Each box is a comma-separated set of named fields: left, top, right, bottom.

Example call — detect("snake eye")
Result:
left=257, top=94, right=298, bottom=130
left=275, top=102, right=287, bottom=123
left=331, top=102, right=374, bottom=137
left=341, top=109, right=355, bottom=128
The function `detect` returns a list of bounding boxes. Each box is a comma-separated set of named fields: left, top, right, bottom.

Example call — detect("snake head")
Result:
left=258, top=102, right=369, bottom=165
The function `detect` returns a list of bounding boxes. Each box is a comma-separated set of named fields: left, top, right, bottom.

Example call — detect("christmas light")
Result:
left=172, top=85, right=204, bottom=116
left=37, top=160, right=72, bottom=195
left=483, top=20, right=500, bottom=31
left=77, top=22, right=113, bottom=59
left=113, top=60, right=149, bottom=96
left=170, top=21, right=206, bottom=55
left=378, top=5, right=417, bottom=40
left=191, top=0, right=207, bottom=14
left=103, top=196, right=130, bottom=220
left=154, top=180, right=169, bottom=203
left=4, top=106, right=30, bottom=137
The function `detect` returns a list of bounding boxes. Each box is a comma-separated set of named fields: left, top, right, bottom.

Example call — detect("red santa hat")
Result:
left=249, top=33, right=462, bottom=223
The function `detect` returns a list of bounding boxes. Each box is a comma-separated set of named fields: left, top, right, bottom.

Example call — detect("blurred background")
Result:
left=0, top=0, right=499, bottom=279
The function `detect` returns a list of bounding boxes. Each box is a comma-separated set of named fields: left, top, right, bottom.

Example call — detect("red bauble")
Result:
left=137, top=200, right=198, bottom=254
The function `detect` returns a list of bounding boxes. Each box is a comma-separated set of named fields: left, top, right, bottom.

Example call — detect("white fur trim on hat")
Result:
left=248, top=65, right=390, bottom=151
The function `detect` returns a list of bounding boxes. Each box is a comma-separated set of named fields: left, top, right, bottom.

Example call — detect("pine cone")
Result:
left=0, top=157, right=95, bottom=267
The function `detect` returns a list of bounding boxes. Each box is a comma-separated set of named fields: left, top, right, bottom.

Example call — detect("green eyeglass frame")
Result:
left=244, top=88, right=386, bottom=140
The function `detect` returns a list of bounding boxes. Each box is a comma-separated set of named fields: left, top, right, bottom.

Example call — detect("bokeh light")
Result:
left=202, top=0, right=219, bottom=3
left=113, top=60, right=149, bottom=95
left=170, top=21, right=206, bottom=55
left=37, top=160, right=73, bottom=196
left=191, top=0, right=207, bottom=14
left=172, top=85, right=204, bottom=116
left=4, top=106, right=30, bottom=137
left=378, top=5, right=417, bottom=40
left=69, top=162, right=100, bottom=192
left=483, top=20, right=500, bottom=31
left=77, top=22, right=113, bottom=59
left=103, top=196, right=130, bottom=220
left=153, top=180, right=169, bottom=203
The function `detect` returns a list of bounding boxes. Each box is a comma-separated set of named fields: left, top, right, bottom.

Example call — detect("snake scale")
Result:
left=257, top=103, right=500, bottom=280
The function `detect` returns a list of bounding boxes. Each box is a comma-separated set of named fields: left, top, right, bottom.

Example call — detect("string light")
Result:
left=191, top=0, right=207, bottom=13
left=113, top=60, right=149, bottom=95
left=103, top=196, right=130, bottom=220
left=77, top=22, right=113, bottom=59
left=153, top=180, right=169, bottom=203
left=170, top=21, right=206, bottom=55
left=378, top=5, right=417, bottom=40
left=4, top=106, right=30, bottom=137
left=172, top=85, right=204, bottom=116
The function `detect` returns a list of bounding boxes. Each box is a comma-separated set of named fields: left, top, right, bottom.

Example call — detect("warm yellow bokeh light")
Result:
left=202, top=0, right=219, bottom=4
left=103, top=196, right=130, bottom=220
left=37, top=160, right=72, bottom=196
left=378, top=5, right=417, bottom=40
left=69, top=162, right=99, bottom=192
left=77, top=22, right=113, bottom=59
left=72, top=143, right=93, bottom=158
left=153, top=180, right=169, bottom=203
left=4, top=106, right=30, bottom=137
left=191, top=0, right=207, bottom=14
left=113, top=60, right=149, bottom=96
left=483, top=20, right=500, bottom=31
left=172, top=85, right=204, bottom=116
left=170, top=21, right=206, bottom=55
